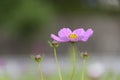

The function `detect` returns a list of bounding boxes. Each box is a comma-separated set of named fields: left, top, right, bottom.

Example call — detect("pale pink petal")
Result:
left=51, top=34, right=68, bottom=42
left=60, top=37, right=69, bottom=42
left=81, top=28, right=93, bottom=42
left=81, top=37, right=89, bottom=42
left=73, top=28, right=85, bottom=35
left=58, top=28, right=72, bottom=38
left=86, top=28, right=93, bottom=36
left=69, top=39, right=79, bottom=42
left=73, top=28, right=85, bottom=40
left=51, top=34, right=63, bottom=42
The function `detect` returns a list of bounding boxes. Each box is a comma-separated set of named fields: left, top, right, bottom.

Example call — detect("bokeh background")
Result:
left=0, top=0, right=120, bottom=80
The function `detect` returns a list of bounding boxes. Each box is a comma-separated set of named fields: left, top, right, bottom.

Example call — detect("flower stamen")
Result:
left=68, top=34, right=78, bottom=39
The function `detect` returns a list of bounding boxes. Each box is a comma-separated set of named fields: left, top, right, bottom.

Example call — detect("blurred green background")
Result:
left=0, top=0, right=120, bottom=80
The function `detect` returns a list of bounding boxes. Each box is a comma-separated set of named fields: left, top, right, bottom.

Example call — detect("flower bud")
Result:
left=81, top=51, right=88, bottom=59
left=48, top=40, right=59, bottom=48
left=35, top=54, right=42, bottom=62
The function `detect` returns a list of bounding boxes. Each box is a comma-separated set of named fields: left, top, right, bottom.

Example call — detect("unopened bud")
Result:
left=35, top=54, right=42, bottom=62
left=81, top=52, right=88, bottom=59
left=48, top=40, right=59, bottom=48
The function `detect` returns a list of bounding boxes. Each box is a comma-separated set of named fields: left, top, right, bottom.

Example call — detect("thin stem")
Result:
left=71, top=43, right=76, bottom=80
left=53, top=47, right=63, bottom=80
left=38, top=63, right=44, bottom=80
left=81, top=59, right=86, bottom=80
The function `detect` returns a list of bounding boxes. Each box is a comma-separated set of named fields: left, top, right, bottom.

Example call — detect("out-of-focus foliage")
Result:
left=49, top=0, right=120, bottom=14
left=0, top=0, right=54, bottom=40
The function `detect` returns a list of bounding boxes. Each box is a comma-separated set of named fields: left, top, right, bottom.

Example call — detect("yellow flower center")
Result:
left=68, top=34, right=78, bottom=39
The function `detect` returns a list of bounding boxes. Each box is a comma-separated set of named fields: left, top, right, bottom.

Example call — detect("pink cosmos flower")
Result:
left=51, top=28, right=93, bottom=42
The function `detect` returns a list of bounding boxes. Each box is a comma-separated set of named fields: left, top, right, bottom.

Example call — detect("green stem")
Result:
left=71, top=43, right=76, bottom=80
left=81, top=59, right=86, bottom=80
left=38, top=63, right=44, bottom=80
left=53, top=47, right=63, bottom=80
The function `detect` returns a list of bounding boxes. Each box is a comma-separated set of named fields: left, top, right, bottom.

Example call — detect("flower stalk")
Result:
left=81, top=52, right=88, bottom=80
left=49, top=41, right=63, bottom=80
left=38, top=63, right=44, bottom=80
left=81, top=59, right=86, bottom=80
left=53, top=47, right=63, bottom=80
left=70, top=42, right=76, bottom=80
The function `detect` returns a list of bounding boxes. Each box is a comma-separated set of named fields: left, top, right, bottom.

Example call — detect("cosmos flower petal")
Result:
left=81, top=37, right=89, bottom=42
left=73, top=28, right=85, bottom=35
left=51, top=34, right=68, bottom=42
left=73, top=28, right=85, bottom=40
left=51, top=34, right=62, bottom=42
left=58, top=28, right=72, bottom=38
left=81, top=28, right=93, bottom=42
left=86, top=28, right=93, bottom=36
